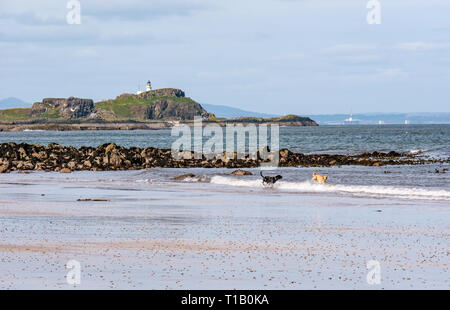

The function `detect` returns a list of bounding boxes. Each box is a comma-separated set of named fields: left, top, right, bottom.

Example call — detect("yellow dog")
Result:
left=312, top=172, right=328, bottom=183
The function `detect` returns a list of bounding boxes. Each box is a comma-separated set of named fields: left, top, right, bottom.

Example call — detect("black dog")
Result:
left=260, top=171, right=283, bottom=186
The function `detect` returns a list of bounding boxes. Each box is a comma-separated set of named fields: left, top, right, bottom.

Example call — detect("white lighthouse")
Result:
left=137, top=80, right=153, bottom=95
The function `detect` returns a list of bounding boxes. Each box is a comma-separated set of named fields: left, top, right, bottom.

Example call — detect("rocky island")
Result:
left=0, top=88, right=317, bottom=131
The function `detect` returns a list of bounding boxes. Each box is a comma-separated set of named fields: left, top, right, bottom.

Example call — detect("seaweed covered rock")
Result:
left=0, top=142, right=439, bottom=173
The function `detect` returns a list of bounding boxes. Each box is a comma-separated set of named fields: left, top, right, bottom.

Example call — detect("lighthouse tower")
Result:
left=146, top=81, right=152, bottom=92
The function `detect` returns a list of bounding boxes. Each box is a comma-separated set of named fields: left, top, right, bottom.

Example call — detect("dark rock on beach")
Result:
left=231, top=169, right=253, bottom=175
left=0, top=142, right=446, bottom=173
left=172, top=173, right=196, bottom=180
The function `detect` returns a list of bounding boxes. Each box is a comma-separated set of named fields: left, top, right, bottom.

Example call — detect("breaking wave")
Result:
left=210, top=176, right=450, bottom=201
left=178, top=176, right=211, bottom=183
left=409, top=149, right=429, bottom=155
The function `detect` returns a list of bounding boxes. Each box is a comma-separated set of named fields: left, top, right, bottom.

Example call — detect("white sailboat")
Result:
left=344, top=114, right=360, bottom=125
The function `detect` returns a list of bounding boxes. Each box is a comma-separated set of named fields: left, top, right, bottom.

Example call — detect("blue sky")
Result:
left=1, top=0, right=449, bottom=114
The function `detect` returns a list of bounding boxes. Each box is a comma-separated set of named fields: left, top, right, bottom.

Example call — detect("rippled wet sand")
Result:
left=0, top=169, right=449, bottom=289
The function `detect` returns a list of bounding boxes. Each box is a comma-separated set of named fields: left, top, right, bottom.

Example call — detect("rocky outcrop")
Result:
left=31, top=97, right=94, bottom=119
left=137, top=88, right=185, bottom=99
left=0, top=142, right=443, bottom=173
left=96, top=88, right=212, bottom=121
left=225, top=114, right=318, bottom=126
left=231, top=169, right=253, bottom=175
left=146, top=99, right=210, bottom=120
left=171, top=173, right=196, bottom=180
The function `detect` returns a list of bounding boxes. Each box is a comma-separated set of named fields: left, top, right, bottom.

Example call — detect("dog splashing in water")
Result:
left=312, top=172, right=328, bottom=183
left=260, top=171, right=283, bottom=187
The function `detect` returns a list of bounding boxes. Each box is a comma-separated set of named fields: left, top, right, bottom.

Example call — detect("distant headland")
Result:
left=0, top=87, right=317, bottom=131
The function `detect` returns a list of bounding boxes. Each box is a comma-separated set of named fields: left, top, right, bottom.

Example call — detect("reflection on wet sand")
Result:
left=0, top=168, right=449, bottom=289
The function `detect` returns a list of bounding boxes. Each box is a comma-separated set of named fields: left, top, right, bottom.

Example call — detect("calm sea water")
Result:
left=0, top=124, right=449, bottom=158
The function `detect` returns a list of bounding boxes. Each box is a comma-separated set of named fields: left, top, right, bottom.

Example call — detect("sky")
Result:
left=1, top=0, right=449, bottom=115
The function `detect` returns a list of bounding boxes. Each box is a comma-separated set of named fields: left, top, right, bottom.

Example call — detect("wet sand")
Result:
left=0, top=169, right=449, bottom=289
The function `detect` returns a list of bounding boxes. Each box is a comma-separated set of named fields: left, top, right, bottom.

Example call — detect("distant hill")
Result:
left=307, top=113, right=450, bottom=125
left=0, top=97, right=30, bottom=109
left=202, top=103, right=278, bottom=119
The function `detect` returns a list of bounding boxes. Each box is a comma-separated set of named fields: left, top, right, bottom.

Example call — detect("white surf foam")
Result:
left=135, top=178, right=152, bottom=183
left=179, top=176, right=211, bottom=183
left=210, top=176, right=450, bottom=201
left=409, top=149, right=429, bottom=155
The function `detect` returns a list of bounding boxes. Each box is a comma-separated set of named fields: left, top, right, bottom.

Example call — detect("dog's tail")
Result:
left=260, top=171, right=264, bottom=177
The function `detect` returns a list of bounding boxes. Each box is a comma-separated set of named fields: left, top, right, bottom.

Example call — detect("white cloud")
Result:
left=396, top=42, right=435, bottom=51
left=196, top=68, right=264, bottom=80
left=376, top=68, right=409, bottom=79
left=73, top=48, right=99, bottom=58
left=267, top=52, right=305, bottom=61
left=396, top=42, right=450, bottom=51
left=324, top=44, right=379, bottom=54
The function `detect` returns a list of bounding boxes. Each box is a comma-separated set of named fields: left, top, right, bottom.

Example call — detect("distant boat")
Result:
left=344, top=114, right=360, bottom=125
left=404, top=120, right=410, bottom=125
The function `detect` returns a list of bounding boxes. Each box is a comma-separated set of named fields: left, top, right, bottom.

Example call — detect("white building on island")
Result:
left=136, top=80, right=152, bottom=95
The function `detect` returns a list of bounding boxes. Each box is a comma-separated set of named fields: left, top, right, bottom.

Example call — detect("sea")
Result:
left=0, top=124, right=449, bottom=289
left=3, top=124, right=449, bottom=157
left=1, top=124, right=449, bottom=199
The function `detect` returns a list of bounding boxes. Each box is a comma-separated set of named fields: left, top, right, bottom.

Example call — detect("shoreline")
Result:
left=0, top=120, right=317, bottom=132
left=0, top=142, right=447, bottom=173
left=0, top=122, right=171, bottom=132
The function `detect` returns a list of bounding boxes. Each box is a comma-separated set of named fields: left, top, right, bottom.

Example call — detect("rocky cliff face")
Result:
left=137, top=88, right=185, bottom=99
left=96, top=88, right=211, bottom=121
left=146, top=99, right=210, bottom=120
left=31, top=97, right=94, bottom=119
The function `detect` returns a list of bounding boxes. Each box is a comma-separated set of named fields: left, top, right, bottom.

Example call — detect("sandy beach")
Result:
left=0, top=167, right=448, bottom=289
